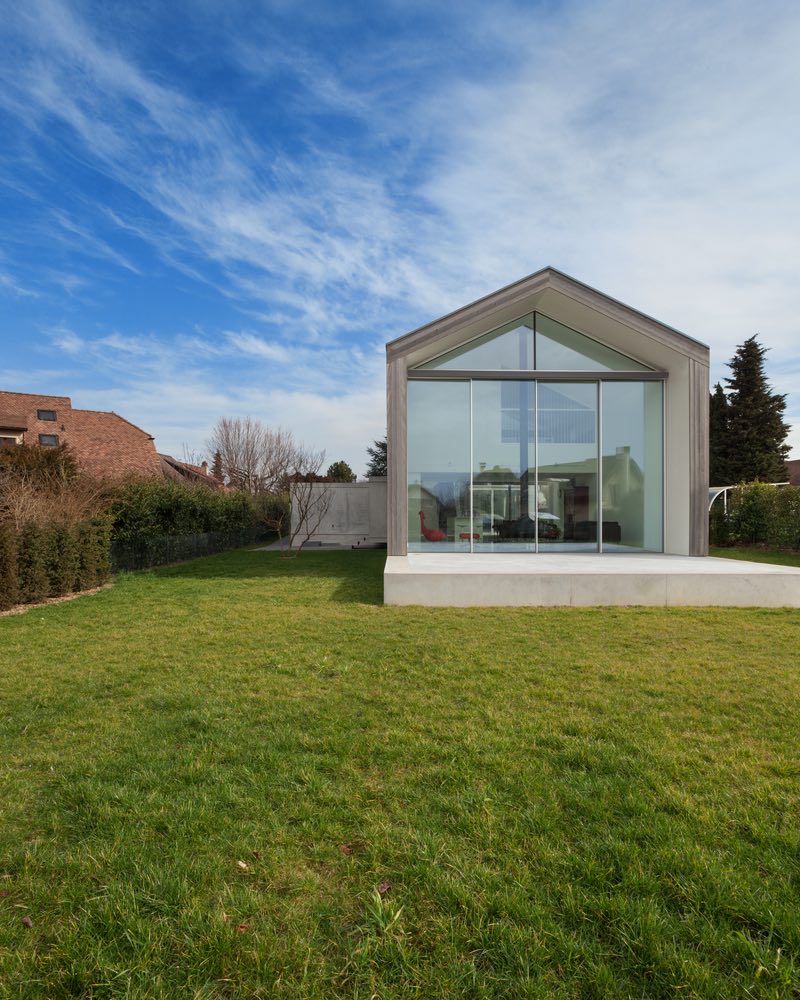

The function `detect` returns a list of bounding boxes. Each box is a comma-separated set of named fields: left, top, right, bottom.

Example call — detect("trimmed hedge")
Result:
left=0, top=523, right=19, bottom=611
left=711, top=483, right=800, bottom=549
left=18, top=522, right=49, bottom=604
left=110, top=481, right=254, bottom=543
left=0, top=481, right=257, bottom=606
left=0, top=520, right=111, bottom=610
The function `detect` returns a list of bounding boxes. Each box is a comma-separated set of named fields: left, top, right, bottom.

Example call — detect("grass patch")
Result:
left=1, top=548, right=799, bottom=998
left=711, top=545, right=800, bottom=568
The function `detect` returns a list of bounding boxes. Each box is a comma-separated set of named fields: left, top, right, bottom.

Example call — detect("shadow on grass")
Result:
left=153, top=546, right=385, bottom=605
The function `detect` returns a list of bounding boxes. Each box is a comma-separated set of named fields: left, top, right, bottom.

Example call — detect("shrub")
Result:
left=0, top=523, right=18, bottom=610
left=0, top=442, right=77, bottom=483
left=110, top=480, right=254, bottom=543
left=76, top=521, right=111, bottom=591
left=17, top=522, right=49, bottom=604
left=715, top=484, right=800, bottom=549
left=44, top=522, right=79, bottom=597
left=253, top=492, right=291, bottom=537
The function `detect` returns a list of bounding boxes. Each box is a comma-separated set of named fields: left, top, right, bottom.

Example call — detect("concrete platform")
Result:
left=383, top=553, right=800, bottom=607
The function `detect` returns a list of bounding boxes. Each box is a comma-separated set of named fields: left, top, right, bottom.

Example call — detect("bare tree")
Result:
left=207, top=417, right=333, bottom=555
left=0, top=473, right=112, bottom=531
left=181, top=443, right=205, bottom=467
left=206, top=417, right=299, bottom=494
left=286, top=447, right=333, bottom=557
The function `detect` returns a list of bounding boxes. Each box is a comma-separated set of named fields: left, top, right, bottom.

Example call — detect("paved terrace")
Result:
left=384, top=553, right=800, bottom=607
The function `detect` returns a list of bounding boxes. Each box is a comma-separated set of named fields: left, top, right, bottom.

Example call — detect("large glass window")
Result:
left=601, top=382, right=663, bottom=550
left=407, top=378, right=663, bottom=553
left=418, top=316, right=534, bottom=371
left=537, top=383, right=598, bottom=549
left=407, top=325, right=663, bottom=554
left=416, top=312, right=651, bottom=373
left=472, top=381, right=535, bottom=551
left=535, top=315, right=651, bottom=371
left=408, top=380, right=471, bottom=550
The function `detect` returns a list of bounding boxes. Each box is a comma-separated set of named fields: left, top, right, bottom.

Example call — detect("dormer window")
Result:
left=37, top=409, right=57, bottom=421
left=38, top=433, right=59, bottom=446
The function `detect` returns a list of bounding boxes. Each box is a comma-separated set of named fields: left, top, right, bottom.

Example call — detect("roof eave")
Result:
left=386, top=266, right=709, bottom=366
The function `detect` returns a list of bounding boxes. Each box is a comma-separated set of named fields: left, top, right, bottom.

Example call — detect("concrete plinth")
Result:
left=383, top=553, right=800, bottom=607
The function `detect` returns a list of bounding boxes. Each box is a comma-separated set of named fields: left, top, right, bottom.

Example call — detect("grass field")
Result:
left=711, top=545, right=800, bottom=568
left=1, top=548, right=799, bottom=998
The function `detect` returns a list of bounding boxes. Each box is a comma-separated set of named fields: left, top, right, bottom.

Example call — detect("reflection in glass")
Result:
left=472, top=381, right=535, bottom=550
left=535, top=314, right=651, bottom=371
left=418, top=316, right=534, bottom=371
left=407, top=380, right=471, bottom=550
left=537, top=382, right=598, bottom=550
left=601, top=382, right=663, bottom=550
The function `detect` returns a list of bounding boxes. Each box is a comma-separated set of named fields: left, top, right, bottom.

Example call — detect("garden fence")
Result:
left=110, top=527, right=266, bottom=572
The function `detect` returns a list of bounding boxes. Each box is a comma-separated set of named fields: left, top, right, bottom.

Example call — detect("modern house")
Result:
left=383, top=268, right=800, bottom=606
left=0, top=391, right=162, bottom=479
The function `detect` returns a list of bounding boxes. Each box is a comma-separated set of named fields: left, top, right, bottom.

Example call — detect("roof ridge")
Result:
left=72, top=408, right=153, bottom=437
left=0, top=390, right=72, bottom=402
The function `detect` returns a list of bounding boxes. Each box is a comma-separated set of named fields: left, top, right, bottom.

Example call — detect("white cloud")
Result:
left=2, top=0, right=799, bottom=457
left=0, top=271, right=39, bottom=298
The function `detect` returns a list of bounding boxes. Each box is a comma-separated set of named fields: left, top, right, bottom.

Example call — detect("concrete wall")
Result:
left=291, top=477, right=387, bottom=547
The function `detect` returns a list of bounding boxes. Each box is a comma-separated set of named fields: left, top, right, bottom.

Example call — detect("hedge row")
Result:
left=711, top=483, right=800, bottom=549
left=0, top=520, right=111, bottom=611
left=110, top=481, right=255, bottom=543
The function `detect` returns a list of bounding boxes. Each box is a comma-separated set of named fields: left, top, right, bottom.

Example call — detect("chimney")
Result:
left=201, top=461, right=209, bottom=475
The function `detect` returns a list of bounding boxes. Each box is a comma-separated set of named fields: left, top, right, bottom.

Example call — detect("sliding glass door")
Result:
left=472, top=380, right=535, bottom=551
left=537, top=382, right=598, bottom=550
left=407, top=377, right=662, bottom=553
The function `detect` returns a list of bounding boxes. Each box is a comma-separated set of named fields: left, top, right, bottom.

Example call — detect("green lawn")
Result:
left=711, top=545, right=800, bottom=568
left=1, top=549, right=799, bottom=999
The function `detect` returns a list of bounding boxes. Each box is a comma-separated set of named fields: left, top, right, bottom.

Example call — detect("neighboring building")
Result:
left=788, top=459, right=800, bottom=486
left=160, top=453, right=226, bottom=490
left=0, top=391, right=162, bottom=479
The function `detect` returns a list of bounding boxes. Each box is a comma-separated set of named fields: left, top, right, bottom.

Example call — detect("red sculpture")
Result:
left=419, top=510, right=447, bottom=542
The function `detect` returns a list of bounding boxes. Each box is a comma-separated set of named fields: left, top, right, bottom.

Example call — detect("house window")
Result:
left=0, top=436, right=19, bottom=447
left=38, top=433, right=59, bottom=446
left=37, top=409, right=57, bottom=421
left=408, top=377, right=663, bottom=553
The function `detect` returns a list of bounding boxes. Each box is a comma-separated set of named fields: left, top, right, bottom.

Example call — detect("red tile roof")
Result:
left=0, top=391, right=162, bottom=479
left=159, top=454, right=226, bottom=489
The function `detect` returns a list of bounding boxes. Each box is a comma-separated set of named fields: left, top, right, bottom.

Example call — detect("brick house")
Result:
left=0, top=391, right=162, bottom=479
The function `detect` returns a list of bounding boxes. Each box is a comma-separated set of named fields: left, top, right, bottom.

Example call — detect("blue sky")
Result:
left=1, top=0, right=799, bottom=474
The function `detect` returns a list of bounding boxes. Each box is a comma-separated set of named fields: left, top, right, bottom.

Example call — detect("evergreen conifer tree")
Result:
left=326, top=460, right=355, bottom=482
left=723, top=336, right=790, bottom=483
left=709, top=382, right=730, bottom=485
left=365, top=439, right=387, bottom=477
left=211, top=449, right=223, bottom=481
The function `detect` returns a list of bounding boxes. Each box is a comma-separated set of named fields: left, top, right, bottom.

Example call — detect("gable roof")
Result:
left=387, top=266, right=709, bottom=368
left=160, top=453, right=226, bottom=489
left=0, top=391, right=161, bottom=479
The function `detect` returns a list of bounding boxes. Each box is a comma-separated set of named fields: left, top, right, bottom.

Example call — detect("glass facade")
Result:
left=407, top=380, right=471, bottom=550
left=407, top=313, right=664, bottom=554
left=420, top=312, right=651, bottom=372
left=418, top=316, right=534, bottom=371
left=601, top=382, right=663, bottom=550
